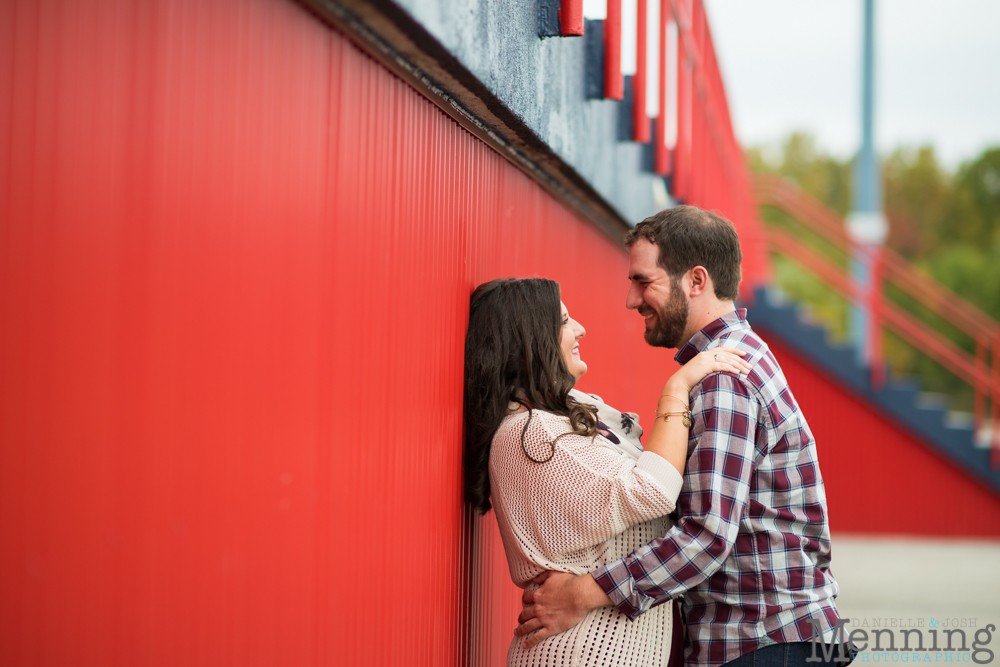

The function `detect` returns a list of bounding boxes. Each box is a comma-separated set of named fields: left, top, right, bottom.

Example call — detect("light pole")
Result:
left=847, top=0, right=887, bottom=368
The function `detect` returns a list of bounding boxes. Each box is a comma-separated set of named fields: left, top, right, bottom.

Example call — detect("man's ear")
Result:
left=687, top=266, right=711, bottom=297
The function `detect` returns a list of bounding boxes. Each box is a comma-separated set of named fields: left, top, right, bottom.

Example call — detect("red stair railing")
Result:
left=755, top=174, right=1000, bottom=466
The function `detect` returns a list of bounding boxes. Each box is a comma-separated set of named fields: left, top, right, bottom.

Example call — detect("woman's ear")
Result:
left=687, top=266, right=711, bottom=297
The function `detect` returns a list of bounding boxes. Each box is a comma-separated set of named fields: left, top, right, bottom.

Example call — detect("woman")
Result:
left=464, top=278, right=750, bottom=666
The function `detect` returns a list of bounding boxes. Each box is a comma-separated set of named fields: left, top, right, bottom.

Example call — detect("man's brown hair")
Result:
left=624, top=205, right=742, bottom=300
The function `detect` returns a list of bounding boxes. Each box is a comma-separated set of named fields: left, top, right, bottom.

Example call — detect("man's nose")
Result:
left=625, top=283, right=641, bottom=310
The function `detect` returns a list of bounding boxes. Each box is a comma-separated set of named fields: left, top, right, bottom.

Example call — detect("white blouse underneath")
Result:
left=489, top=390, right=683, bottom=667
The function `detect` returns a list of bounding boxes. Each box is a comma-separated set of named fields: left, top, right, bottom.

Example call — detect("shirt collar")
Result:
left=674, top=309, right=749, bottom=364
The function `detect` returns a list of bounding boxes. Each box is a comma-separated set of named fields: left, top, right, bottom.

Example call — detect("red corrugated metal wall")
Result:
left=0, top=0, right=685, bottom=664
left=4, top=0, right=993, bottom=665
left=765, top=338, right=1000, bottom=537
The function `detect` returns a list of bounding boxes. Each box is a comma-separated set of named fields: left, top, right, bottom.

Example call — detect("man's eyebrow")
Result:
left=629, top=273, right=651, bottom=281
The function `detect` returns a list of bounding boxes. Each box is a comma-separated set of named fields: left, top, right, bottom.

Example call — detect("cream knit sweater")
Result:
left=489, top=391, right=684, bottom=667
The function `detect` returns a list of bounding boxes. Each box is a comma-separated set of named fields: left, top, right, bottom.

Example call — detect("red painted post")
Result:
left=993, top=334, right=1000, bottom=469
left=605, top=0, right=624, bottom=99
left=634, top=0, right=651, bottom=142
left=560, top=0, right=584, bottom=36
left=654, top=0, right=670, bottom=174
left=674, top=9, right=689, bottom=200
left=975, top=335, right=986, bottom=431
left=870, top=249, right=885, bottom=390
left=695, top=0, right=705, bottom=204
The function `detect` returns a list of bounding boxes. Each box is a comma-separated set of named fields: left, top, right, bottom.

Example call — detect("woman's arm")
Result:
left=491, top=411, right=683, bottom=560
left=642, top=347, right=751, bottom=474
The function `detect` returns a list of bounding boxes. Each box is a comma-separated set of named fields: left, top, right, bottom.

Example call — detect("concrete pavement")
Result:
left=831, top=534, right=1000, bottom=644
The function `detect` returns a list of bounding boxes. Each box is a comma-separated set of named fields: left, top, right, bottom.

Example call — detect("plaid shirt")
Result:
left=592, top=310, right=842, bottom=666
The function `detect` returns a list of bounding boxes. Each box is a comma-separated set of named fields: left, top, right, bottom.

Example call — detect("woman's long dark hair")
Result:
left=463, top=278, right=598, bottom=515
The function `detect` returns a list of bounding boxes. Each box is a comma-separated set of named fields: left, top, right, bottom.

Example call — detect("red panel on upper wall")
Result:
left=0, top=0, right=685, bottom=665
left=763, top=338, right=1000, bottom=537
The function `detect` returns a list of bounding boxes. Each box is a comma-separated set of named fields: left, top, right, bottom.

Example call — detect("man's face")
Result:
left=626, top=239, right=690, bottom=349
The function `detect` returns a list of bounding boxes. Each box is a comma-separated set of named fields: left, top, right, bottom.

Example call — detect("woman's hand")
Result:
left=644, top=347, right=750, bottom=476
left=663, top=347, right=751, bottom=400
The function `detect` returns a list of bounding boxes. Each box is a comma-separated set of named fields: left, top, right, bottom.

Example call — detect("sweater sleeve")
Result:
left=491, top=411, right=683, bottom=563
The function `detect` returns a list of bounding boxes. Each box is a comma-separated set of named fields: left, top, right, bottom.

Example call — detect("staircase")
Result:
left=747, top=286, right=1000, bottom=498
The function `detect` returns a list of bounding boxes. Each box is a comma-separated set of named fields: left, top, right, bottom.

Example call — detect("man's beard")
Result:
left=640, top=283, right=689, bottom=349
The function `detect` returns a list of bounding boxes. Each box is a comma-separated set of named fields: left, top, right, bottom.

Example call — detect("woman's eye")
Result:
left=562, top=318, right=569, bottom=325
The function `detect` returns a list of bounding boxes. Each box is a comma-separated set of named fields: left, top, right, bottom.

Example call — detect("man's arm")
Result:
left=516, top=373, right=760, bottom=644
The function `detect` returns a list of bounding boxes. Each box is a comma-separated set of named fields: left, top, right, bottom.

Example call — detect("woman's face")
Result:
left=559, top=301, right=587, bottom=380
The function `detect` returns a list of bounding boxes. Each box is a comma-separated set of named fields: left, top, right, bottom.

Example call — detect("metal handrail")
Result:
left=767, top=229, right=998, bottom=392
left=755, top=174, right=998, bottom=338
left=756, top=175, right=1000, bottom=465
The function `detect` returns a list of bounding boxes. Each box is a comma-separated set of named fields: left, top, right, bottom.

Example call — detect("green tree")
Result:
left=934, top=147, right=1000, bottom=251
left=922, top=238, right=1000, bottom=323
left=747, top=133, right=854, bottom=342
left=747, top=132, right=853, bottom=216
left=882, top=146, right=952, bottom=259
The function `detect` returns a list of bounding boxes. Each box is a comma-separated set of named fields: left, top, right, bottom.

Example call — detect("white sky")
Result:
left=584, top=0, right=1000, bottom=168
left=702, top=0, right=1000, bottom=167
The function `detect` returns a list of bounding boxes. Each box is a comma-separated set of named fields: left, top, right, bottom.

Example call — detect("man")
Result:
left=515, top=206, right=849, bottom=666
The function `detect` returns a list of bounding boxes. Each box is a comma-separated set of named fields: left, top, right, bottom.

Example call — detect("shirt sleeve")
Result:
left=590, top=373, right=760, bottom=619
left=493, top=411, right=684, bottom=561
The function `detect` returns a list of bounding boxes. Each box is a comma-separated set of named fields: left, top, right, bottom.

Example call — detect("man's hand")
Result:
left=514, top=571, right=613, bottom=648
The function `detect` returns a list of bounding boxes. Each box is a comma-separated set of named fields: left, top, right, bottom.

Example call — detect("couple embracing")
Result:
left=463, top=205, right=852, bottom=667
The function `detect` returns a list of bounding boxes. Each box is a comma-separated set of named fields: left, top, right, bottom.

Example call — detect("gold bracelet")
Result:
left=658, top=393, right=690, bottom=410
left=655, top=410, right=693, bottom=428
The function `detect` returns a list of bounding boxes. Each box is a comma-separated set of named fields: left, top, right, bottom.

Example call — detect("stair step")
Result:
left=916, top=392, right=950, bottom=411
left=945, top=411, right=975, bottom=431
left=975, top=421, right=997, bottom=449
